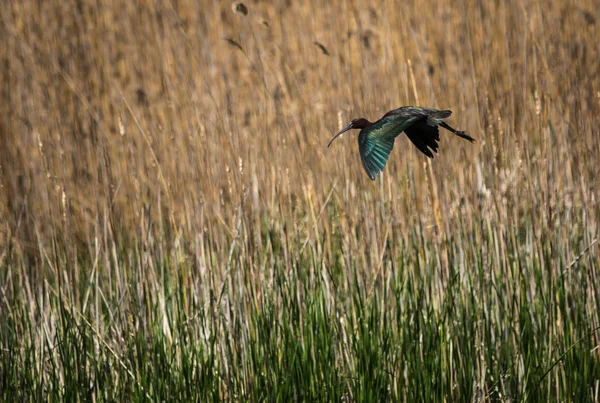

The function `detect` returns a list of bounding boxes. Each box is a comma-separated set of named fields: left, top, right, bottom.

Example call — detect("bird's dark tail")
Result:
left=440, top=121, right=475, bottom=143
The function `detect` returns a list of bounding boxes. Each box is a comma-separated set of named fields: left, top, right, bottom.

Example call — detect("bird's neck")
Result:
left=355, top=118, right=372, bottom=129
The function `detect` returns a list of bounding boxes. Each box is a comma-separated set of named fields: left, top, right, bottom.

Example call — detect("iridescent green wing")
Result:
left=358, top=115, right=419, bottom=180
left=358, top=132, right=393, bottom=180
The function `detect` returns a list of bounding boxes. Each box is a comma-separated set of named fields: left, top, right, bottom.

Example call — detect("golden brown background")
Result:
left=1, top=0, right=598, bottom=268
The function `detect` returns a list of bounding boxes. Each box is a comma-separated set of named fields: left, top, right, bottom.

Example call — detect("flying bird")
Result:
left=327, top=106, right=475, bottom=180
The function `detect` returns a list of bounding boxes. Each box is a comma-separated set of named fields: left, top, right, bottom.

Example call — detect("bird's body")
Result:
left=327, top=106, right=475, bottom=180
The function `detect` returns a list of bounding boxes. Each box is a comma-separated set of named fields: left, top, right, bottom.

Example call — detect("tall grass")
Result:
left=1, top=0, right=599, bottom=400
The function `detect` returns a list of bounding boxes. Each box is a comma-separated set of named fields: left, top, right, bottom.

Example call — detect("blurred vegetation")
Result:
left=0, top=0, right=599, bottom=401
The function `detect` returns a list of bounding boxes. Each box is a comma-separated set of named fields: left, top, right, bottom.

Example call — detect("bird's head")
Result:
left=327, top=118, right=371, bottom=148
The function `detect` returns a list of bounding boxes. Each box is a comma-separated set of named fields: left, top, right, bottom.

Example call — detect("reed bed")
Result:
left=0, top=0, right=599, bottom=400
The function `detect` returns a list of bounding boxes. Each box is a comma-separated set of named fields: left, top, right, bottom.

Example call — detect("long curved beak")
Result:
left=327, top=122, right=354, bottom=148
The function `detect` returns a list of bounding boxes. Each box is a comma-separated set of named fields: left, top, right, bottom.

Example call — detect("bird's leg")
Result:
left=440, top=122, right=475, bottom=142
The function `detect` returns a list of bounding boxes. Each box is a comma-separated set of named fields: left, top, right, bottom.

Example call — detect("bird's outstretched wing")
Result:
left=404, top=120, right=440, bottom=158
left=358, top=133, right=394, bottom=180
left=387, top=107, right=452, bottom=159
left=357, top=115, right=407, bottom=180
